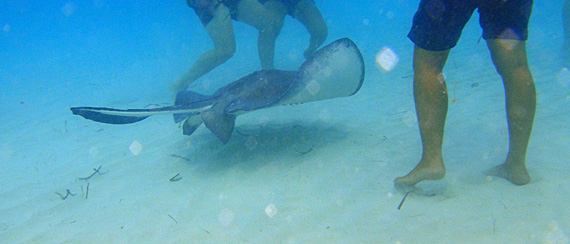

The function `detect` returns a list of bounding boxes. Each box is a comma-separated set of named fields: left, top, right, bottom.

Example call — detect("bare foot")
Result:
left=394, top=158, right=446, bottom=190
left=486, top=162, right=530, bottom=186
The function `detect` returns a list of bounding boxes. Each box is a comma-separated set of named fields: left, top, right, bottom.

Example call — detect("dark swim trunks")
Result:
left=408, top=0, right=533, bottom=51
left=187, top=0, right=241, bottom=26
left=258, top=0, right=303, bottom=16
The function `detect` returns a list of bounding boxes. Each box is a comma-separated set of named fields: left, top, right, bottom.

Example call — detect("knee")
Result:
left=262, top=17, right=284, bottom=37
left=213, top=44, right=236, bottom=63
left=312, top=23, right=328, bottom=41
left=495, top=63, right=532, bottom=83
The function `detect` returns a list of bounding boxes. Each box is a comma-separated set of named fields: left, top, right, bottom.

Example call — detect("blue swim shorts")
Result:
left=187, top=0, right=240, bottom=26
left=408, top=0, right=533, bottom=51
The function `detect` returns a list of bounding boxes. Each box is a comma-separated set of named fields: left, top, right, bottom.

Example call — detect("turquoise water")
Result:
left=1, top=1, right=570, bottom=243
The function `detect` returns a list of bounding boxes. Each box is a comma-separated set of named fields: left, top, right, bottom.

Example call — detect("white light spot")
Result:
left=265, top=203, right=277, bottom=218
left=245, top=136, right=258, bottom=150
left=287, top=48, right=300, bottom=62
left=498, top=39, right=519, bottom=50
left=258, top=115, right=269, bottom=126
left=336, top=199, right=343, bottom=206
left=557, top=68, right=570, bottom=88
left=218, top=208, right=234, bottom=226
left=448, top=176, right=458, bottom=184
left=402, top=111, right=417, bottom=127
left=497, top=28, right=520, bottom=51
left=486, top=176, right=493, bottom=182
left=3, top=24, right=10, bottom=32
left=545, top=220, right=570, bottom=243
left=61, top=2, right=77, bottom=17
left=376, top=47, right=399, bottom=71
left=89, top=146, right=98, bottom=157
left=319, top=66, right=333, bottom=78
left=387, top=192, right=393, bottom=199
left=318, top=108, right=331, bottom=122
left=437, top=73, right=446, bottom=84
left=129, top=141, right=142, bottom=155
left=306, top=79, right=321, bottom=95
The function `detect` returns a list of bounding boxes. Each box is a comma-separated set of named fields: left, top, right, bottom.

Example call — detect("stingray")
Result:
left=71, top=38, right=365, bottom=144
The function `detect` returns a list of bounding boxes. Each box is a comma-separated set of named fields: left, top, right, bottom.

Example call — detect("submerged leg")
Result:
left=485, top=39, right=536, bottom=185
left=169, top=5, right=236, bottom=97
left=237, top=0, right=287, bottom=70
left=291, top=0, right=328, bottom=59
left=395, top=45, right=450, bottom=189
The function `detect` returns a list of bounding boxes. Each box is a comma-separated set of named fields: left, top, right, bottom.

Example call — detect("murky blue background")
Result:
left=1, top=0, right=569, bottom=243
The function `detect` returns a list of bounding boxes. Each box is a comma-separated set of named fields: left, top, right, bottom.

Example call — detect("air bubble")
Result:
left=376, top=47, right=399, bottom=71
left=218, top=208, right=234, bottom=226
left=61, top=2, right=77, bottom=16
left=129, top=141, right=142, bottom=155
left=89, top=146, right=98, bottom=157
left=265, top=203, right=277, bottom=218
left=245, top=136, right=258, bottom=150
left=557, top=68, right=570, bottom=88
left=402, top=111, right=417, bottom=128
left=319, top=108, right=331, bottom=122
left=306, top=80, right=321, bottom=95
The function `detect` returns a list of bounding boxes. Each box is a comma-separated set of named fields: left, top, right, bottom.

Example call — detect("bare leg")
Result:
left=394, top=45, right=450, bottom=189
left=236, top=0, right=287, bottom=69
left=169, top=5, right=236, bottom=97
left=291, top=0, right=328, bottom=59
left=486, top=39, right=536, bottom=185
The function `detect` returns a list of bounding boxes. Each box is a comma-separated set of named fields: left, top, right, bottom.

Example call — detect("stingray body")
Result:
left=71, top=38, right=365, bottom=144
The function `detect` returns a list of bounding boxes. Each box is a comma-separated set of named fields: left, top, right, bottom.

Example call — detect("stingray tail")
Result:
left=70, top=107, right=151, bottom=124
left=173, top=90, right=213, bottom=137
left=173, top=91, right=212, bottom=123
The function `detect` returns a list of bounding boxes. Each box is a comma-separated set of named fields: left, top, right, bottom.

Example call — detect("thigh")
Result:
left=235, top=0, right=282, bottom=30
left=486, top=39, right=529, bottom=76
left=205, top=4, right=236, bottom=49
left=408, top=0, right=478, bottom=51
left=261, top=0, right=288, bottom=17
left=479, top=0, right=533, bottom=41
left=289, top=0, right=325, bottom=28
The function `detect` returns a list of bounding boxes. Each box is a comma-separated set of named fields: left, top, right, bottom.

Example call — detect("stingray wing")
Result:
left=218, top=70, right=297, bottom=114
left=279, top=38, right=365, bottom=105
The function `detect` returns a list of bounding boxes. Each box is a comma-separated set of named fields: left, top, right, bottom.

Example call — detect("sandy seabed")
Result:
left=1, top=3, right=570, bottom=243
